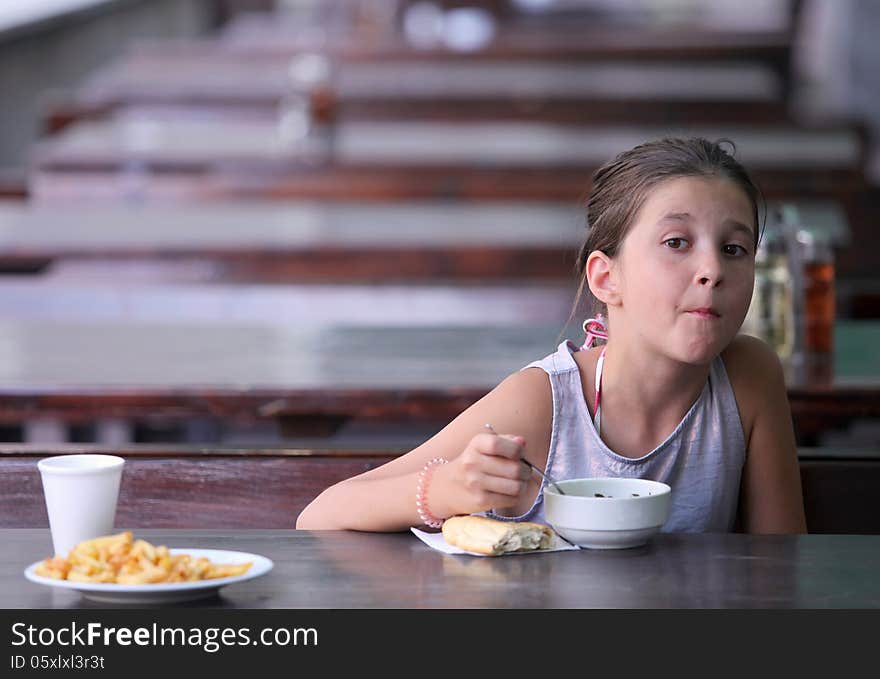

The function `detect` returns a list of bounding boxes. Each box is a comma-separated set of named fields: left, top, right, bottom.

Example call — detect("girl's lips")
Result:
left=687, top=309, right=720, bottom=319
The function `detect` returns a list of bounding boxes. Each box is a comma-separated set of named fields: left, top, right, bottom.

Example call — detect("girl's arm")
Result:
left=295, top=367, right=552, bottom=531
left=730, top=336, right=808, bottom=534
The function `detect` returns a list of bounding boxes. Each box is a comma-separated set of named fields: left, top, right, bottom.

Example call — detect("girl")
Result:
left=297, top=137, right=807, bottom=534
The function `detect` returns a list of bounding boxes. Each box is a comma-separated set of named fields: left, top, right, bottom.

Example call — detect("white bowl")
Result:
left=544, top=478, right=672, bottom=549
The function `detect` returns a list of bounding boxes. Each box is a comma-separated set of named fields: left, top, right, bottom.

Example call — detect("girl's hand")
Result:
left=432, top=431, right=532, bottom=517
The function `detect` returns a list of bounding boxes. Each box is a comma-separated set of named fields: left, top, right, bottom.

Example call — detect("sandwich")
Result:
left=441, top=515, right=554, bottom=555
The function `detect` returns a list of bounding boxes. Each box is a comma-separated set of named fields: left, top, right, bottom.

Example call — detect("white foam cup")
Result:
left=37, top=454, right=125, bottom=556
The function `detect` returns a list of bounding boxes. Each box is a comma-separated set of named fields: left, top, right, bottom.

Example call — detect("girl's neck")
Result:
left=598, top=337, right=711, bottom=431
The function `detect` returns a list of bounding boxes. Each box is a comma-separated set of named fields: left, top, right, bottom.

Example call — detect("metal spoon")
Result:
left=483, top=423, right=566, bottom=495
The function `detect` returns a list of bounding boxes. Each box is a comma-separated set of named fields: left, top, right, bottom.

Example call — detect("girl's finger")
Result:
left=475, top=432, right=525, bottom=459
left=478, top=455, right=528, bottom=481
left=476, top=491, right=523, bottom=512
left=479, top=473, right=528, bottom=498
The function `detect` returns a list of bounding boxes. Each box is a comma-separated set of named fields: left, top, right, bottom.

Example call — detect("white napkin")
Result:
left=411, top=527, right=580, bottom=556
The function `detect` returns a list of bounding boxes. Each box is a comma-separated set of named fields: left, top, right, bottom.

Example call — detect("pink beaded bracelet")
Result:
left=415, top=457, right=449, bottom=528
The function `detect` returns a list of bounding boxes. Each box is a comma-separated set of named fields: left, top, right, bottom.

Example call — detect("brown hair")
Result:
left=563, top=137, right=765, bottom=337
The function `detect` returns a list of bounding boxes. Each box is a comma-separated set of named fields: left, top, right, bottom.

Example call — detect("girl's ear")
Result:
left=586, top=251, right=620, bottom=307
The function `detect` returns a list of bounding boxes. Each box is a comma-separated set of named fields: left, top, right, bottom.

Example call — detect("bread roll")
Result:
left=441, top=515, right=554, bottom=555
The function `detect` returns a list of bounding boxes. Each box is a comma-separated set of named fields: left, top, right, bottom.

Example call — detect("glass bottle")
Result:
left=768, top=232, right=796, bottom=360
left=744, top=216, right=795, bottom=359
left=278, top=53, right=335, bottom=160
left=741, top=235, right=768, bottom=339
left=796, top=228, right=836, bottom=356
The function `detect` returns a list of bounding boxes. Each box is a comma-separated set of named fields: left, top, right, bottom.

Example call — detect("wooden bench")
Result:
left=2, top=443, right=876, bottom=534
left=0, top=279, right=576, bottom=325
left=0, top=200, right=583, bottom=282
left=42, top=0, right=803, bottom=133
left=798, top=447, right=880, bottom=534
left=0, top=444, right=400, bottom=529
left=28, top=117, right=876, bottom=283
left=29, top=117, right=870, bottom=204
left=43, top=49, right=790, bottom=131
left=0, top=167, right=26, bottom=200
left=218, top=9, right=794, bottom=71
left=1, top=198, right=860, bottom=282
left=0, top=320, right=875, bottom=446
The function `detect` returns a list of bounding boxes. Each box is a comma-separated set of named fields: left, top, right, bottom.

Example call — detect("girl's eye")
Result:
left=723, top=244, right=748, bottom=256
left=664, top=238, right=687, bottom=250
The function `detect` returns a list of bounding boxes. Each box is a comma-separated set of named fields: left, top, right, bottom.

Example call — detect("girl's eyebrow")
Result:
left=658, top=212, right=691, bottom=223
left=657, top=212, right=754, bottom=238
left=724, top=220, right=756, bottom=239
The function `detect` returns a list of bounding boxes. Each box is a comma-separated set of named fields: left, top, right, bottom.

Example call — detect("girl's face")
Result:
left=614, top=175, right=757, bottom=364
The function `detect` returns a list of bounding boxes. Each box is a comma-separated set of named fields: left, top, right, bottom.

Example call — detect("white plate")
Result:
left=24, top=548, right=273, bottom=604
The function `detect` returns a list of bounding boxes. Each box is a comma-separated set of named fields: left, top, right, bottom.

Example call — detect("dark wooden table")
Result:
left=0, top=321, right=875, bottom=441
left=786, top=320, right=880, bottom=443
left=2, top=444, right=879, bottom=534
left=4, top=529, right=880, bottom=608
left=0, top=200, right=583, bottom=281
left=0, top=321, right=565, bottom=426
left=216, top=2, right=799, bottom=98
left=46, top=50, right=787, bottom=130
left=0, top=279, right=575, bottom=325
left=28, top=117, right=868, bottom=203
left=0, top=199, right=854, bottom=278
left=218, top=10, right=794, bottom=68
left=1, top=197, right=861, bottom=284
left=0, top=166, right=26, bottom=199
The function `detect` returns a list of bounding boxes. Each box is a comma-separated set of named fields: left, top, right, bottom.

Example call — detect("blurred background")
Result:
left=2, top=1, right=880, bottom=178
left=0, top=0, right=878, bottom=532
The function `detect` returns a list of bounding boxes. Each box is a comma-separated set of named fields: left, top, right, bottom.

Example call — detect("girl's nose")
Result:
left=695, top=254, right=723, bottom=286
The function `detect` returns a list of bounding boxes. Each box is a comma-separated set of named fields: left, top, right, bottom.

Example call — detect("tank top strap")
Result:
left=520, top=340, right=581, bottom=376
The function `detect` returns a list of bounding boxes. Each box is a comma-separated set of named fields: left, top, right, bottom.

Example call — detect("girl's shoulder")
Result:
left=510, top=362, right=555, bottom=417
left=486, top=365, right=554, bottom=468
left=720, top=334, right=788, bottom=441
left=468, top=363, right=554, bottom=435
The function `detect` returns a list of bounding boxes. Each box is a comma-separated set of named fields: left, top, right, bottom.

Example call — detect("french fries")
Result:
left=34, top=532, right=252, bottom=584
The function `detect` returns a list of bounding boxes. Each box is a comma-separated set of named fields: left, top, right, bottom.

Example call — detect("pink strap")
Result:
left=580, top=314, right=609, bottom=434
left=581, top=314, right=608, bottom=350
left=593, top=345, right=607, bottom=417
left=581, top=314, right=608, bottom=432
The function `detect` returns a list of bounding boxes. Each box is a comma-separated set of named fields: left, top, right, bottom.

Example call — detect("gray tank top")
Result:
left=487, top=340, right=746, bottom=532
